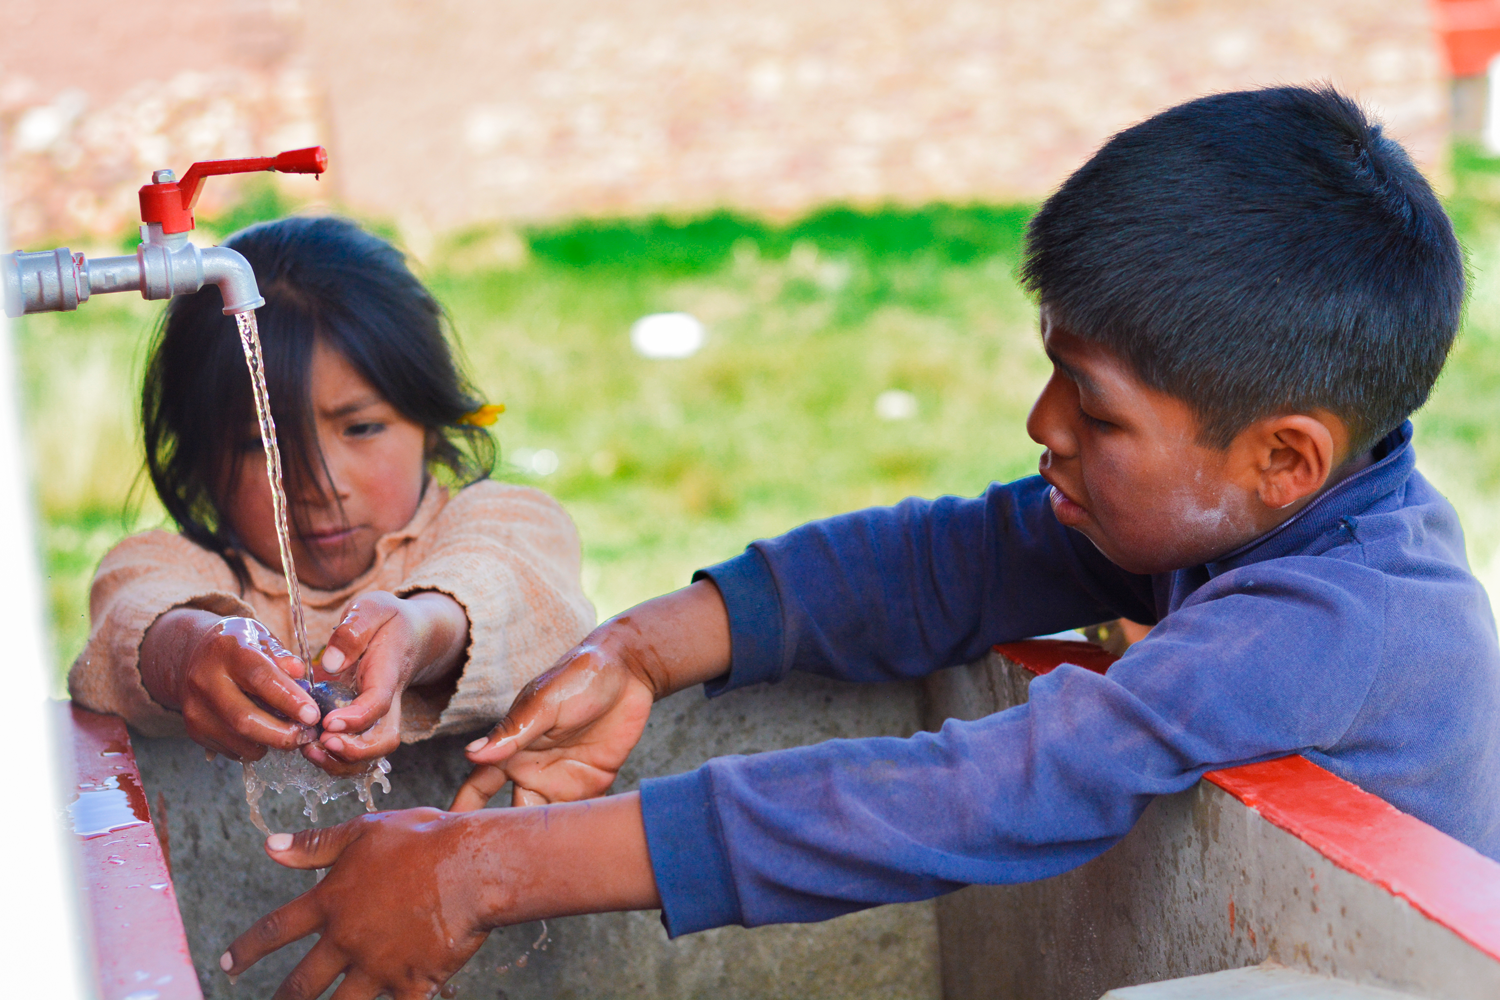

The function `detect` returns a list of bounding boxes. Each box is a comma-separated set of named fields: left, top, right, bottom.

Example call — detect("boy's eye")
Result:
left=1080, top=409, right=1114, bottom=431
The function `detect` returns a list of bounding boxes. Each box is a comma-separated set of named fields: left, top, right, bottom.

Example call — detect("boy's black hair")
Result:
left=1021, top=85, right=1465, bottom=453
left=143, top=215, right=494, bottom=574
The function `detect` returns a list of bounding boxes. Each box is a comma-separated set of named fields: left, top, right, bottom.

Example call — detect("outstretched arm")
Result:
left=225, top=794, right=658, bottom=1000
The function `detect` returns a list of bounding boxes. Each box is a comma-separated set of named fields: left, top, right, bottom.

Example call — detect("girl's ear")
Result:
left=1246, top=413, right=1339, bottom=510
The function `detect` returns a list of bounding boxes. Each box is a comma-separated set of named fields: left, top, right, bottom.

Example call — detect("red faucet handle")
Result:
left=139, top=146, right=328, bottom=235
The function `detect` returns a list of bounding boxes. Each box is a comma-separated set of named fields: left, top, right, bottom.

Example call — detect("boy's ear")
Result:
left=1238, top=413, right=1342, bottom=511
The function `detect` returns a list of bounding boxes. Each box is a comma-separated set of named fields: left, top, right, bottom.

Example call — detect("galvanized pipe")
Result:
left=2, top=237, right=263, bottom=318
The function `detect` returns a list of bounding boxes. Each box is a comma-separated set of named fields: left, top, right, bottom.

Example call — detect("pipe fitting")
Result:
left=2, top=248, right=89, bottom=318
left=198, top=246, right=265, bottom=315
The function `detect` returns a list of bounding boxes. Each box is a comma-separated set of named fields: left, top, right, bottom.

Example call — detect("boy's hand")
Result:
left=223, top=795, right=658, bottom=999
left=224, top=810, right=488, bottom=1000
left=143, top=611, right=318, bottom=762
left=451, top=579, right=732, bottom=810
left=451, top=637, right=656, bottom=809
left=306, top=590, right=468, bottom=773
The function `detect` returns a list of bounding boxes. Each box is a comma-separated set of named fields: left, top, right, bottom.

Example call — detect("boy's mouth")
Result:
left=1043, top=480, right=1089, bottom=525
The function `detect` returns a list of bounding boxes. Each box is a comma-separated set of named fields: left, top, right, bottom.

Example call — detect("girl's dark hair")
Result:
left=142, top=215, right=494, bottom=566
left=1021, top=86, right=1465, bottom=453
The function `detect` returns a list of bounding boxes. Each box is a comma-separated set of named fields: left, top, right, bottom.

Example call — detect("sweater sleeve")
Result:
left=694, top=476, right=1159, bottom=693
left=392, top=481, right=596, bottom=740
left=67, top=530, right=256, bottom=738
left=642, top=555, right=1384, bottom=935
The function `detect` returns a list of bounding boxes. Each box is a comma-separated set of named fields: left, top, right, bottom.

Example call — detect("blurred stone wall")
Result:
left=1, top=0, right=1448, bottom=247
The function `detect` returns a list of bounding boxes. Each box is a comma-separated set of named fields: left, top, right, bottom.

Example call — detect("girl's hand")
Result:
left=304, top=590, right=468, bottom=774
left=449, top=579, right=732, bottom=811
left=223, top=795, right=657, bottom=1000
left=141, top=611, right=319, bottom=762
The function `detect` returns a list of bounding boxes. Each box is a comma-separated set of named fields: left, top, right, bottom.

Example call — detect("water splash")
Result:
left=234, top=311, right=311, bottom=665
left=242, top=753, right=392, bottom=835
left=495, top=921, right=549, bottom=975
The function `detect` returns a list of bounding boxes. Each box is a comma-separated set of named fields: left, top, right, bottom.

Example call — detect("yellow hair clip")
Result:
left=459, top=403, right=505, bottom=427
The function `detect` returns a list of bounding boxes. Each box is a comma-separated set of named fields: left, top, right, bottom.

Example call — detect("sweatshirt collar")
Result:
left=1205, top=420, right=1415, bottom=574
left=237, top=479, right=450, bottom=606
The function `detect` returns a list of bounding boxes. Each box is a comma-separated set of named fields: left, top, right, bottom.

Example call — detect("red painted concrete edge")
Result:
left=67, top=703, right=203, bottom=1000
left=993, top=639, right=1500, bottom=963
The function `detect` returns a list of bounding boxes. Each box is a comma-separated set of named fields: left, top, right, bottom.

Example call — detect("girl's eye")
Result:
left=346, top=421, right=385, bottom=439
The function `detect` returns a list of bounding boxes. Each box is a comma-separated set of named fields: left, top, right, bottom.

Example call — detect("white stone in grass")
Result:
left=631, top=312, right=705, bottom=359
left=508, top=447, right=559, bottom=476
left=875, top=389, right=919, bottom=421
left=530, top=449, right=560, bottom=475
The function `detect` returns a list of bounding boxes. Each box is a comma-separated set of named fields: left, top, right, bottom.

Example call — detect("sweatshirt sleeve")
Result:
left=68, top=530, right=256, bottom=738
left=392, top=481, right=596, bottom=740
left=642, top=555, right=1384, bottom=935
left=694, top=476, right=1159, bottom=693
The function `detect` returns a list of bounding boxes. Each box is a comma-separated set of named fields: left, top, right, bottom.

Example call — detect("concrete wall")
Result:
left=924, top=652, right=1500, bottom=1000
left=1, top=0, right=1448, bottom=249
left=132, top=670, right=941, bottom=1000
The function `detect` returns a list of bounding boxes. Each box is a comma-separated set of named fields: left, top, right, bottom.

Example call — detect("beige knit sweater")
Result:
left=68, top=480, right=596, bottom=740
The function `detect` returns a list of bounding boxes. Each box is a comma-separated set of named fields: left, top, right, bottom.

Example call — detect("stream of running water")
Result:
left=233, top=311, right=389, bottom=834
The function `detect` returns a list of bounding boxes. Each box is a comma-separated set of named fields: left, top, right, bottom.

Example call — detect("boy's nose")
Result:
left=1026, top=371, right=1080, bottom=459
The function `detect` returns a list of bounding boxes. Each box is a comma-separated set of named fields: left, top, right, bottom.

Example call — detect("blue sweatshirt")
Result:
left=637, top=423, right=1500, bottom=936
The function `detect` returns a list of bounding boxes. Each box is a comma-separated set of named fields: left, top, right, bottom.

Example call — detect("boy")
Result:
left=225, top=86, right=1497, bottom=1000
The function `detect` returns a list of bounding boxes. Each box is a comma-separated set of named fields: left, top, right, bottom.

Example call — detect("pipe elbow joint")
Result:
left=199, top=246, right=265, bottom=315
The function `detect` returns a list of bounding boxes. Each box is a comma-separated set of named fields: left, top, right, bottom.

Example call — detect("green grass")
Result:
left=22, top=158, right=1500, bottom=689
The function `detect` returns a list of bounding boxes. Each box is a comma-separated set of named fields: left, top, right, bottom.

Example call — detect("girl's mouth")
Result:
left=304, top=526, right=357, bottom=548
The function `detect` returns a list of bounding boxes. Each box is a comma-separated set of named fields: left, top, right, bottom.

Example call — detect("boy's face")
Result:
left=1027, top=308, right=1267, bottom=575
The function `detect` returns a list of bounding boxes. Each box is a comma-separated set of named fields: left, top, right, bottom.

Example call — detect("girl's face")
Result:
left=222, top=339, right=429, bottom=591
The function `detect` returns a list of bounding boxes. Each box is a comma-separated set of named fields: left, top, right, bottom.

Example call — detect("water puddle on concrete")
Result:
left=71, top=772, right=150, bottom=838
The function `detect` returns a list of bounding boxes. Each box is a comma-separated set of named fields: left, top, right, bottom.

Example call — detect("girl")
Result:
left=68, top=216, right=595, bottom=772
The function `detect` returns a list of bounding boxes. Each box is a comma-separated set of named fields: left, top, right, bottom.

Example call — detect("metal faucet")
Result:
left=2, top=147, right=327, bottom=318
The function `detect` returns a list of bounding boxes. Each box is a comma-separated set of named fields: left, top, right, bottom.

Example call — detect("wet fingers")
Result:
left=225, top=891, right=324, bottom=977
left=266, top=817, right=365, bottom=870
left=327, top=968, right=385, bottom=1000
left=302, top=742, right=380, bottom=778
left=512, top=785, right=551, bottom=807
left=270, top=937, right=347, bottom=1000
left=449, top=764, right=508, bottom=812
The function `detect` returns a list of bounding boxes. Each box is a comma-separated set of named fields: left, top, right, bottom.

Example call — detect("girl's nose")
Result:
left=1026, top=370, right=1080, bottom=459
left=302, top=441, right=353, bottom=503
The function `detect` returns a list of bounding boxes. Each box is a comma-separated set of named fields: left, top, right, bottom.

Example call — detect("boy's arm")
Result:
left=697, top=476, right=1155, bottom=693
left=644, top=561, right=1382, bottom=934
